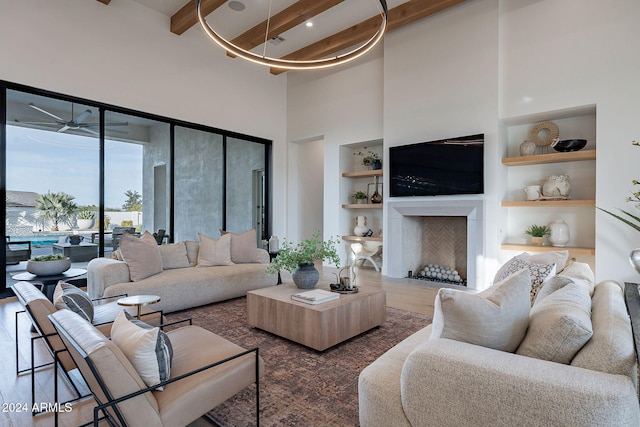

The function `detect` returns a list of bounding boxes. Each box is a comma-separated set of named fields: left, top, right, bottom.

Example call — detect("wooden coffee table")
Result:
left=247, top=283, right=386, bottom=351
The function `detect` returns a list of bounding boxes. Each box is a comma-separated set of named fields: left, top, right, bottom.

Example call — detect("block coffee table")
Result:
left=247, top=283, right=386, bottom=351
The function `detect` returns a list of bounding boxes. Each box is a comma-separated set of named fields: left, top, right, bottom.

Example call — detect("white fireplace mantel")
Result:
left=385, top=199, right=485, bottom=290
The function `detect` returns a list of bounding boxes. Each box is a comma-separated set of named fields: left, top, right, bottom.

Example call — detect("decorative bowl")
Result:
left=552, top=139, right=587, bottom=152
left=27, top=258, right=71, bottom=276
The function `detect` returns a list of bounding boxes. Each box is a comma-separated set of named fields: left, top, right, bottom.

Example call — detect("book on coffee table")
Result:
left=291, top=289, right=339, bottom=305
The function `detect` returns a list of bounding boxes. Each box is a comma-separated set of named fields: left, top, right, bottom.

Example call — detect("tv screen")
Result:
left=389, top=134, right=484, bottom=197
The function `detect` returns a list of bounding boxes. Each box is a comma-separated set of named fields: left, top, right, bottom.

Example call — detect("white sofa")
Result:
left=358, top=260, right=640, bottom=426
left=88, top=235, right=277, bottom=313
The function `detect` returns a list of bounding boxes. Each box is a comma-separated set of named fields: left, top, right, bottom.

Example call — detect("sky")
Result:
left=6, top=125, right=142, bottom=209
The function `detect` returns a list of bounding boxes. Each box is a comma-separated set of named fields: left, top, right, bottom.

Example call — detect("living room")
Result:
left=2, top=0, right=640, bottom=426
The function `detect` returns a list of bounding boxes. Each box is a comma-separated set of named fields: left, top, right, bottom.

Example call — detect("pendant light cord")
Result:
left=262, top=0, right=274, bottom=59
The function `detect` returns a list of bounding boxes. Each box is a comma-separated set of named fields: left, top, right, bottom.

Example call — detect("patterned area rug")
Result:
left=167, top=296, right=432, bottom=427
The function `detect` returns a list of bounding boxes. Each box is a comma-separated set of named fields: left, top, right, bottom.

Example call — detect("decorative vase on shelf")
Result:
left=354, top=216, right=368, bottom=237
left=292, top=263, right=320, bottom=289
left=519, top=140, right=536, bottom=156
left=268, top=235, right=279, bottom=253
left=370, top=175, right=382, bottom=204
left=548, top=219, right=570, bottom=247
left=371, top=159, right=382, bottom=170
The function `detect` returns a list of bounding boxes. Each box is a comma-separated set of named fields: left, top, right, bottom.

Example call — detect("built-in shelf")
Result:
left=502, top=149, right=596, bottom=166
left=342, top=169, right=383, bottom=178
left=501, top=243, right=595, bottom=257
left=341, top=204, right=383, bottom=209
left=341, top=236, right=383, bottom=242
left=502, top=200, right=595, bottom=207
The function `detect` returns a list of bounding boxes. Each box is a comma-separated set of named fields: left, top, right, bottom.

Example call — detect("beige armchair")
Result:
left=49, top=309, right=263, bottom=426
left=12, top=281, right=162, bottom=414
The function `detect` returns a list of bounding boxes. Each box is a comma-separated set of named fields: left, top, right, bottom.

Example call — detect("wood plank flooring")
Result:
left=0, top=266, right=460, bottom=426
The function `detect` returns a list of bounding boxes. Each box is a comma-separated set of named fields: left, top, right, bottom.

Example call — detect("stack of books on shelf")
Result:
left=291, top=289, right=339, bottom=305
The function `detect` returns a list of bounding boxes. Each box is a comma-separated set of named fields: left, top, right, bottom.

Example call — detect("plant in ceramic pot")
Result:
left=353, top=191, right=368, bottom=204
left=353, top=148, right=381, bottom=169
left=524, top=224, right=550, bottom=246
left=266, top=230, right=341, bottom=289
left=27, top=253, right=71, bottom=276
left=76, top=209, right=95, bottom=229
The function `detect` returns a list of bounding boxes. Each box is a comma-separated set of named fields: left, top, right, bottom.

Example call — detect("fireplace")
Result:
left=386, top=199, right=484, bottom=290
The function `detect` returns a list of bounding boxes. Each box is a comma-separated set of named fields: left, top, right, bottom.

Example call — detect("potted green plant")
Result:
left=76, top=209, right=95, bottom=230
left=354, top=148, right=382, bottom=170
left=524, top=224, right=550, bottom=246
left=354, top=191, right=368, bottom=204
left=27, top=253, right=71, bottom=276
left=266, top=230, right=341, bottom=289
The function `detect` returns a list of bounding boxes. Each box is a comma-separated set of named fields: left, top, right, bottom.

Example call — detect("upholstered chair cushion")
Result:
left=119, top=231, right=163, bottom=281
left=184, top=240, right=200, bottom=266
left=430, top=269, right=531, bottom=352
left=111, top=310, right=173, bottom=390
left=197, top=233, right=234, bottom=267
left=53, top=281, right=94, bottom=322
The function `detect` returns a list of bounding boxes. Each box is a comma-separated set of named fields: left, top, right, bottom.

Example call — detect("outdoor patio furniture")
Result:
left=6, top=238, right=32, bottom=265
left=53, top=242, right=98, bottom=262
left=111, top=227, right=137, bottom=250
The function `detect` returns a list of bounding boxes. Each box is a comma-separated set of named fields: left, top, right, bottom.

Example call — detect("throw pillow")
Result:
left=197, top=233, right=234, bottom=267
left=119, top=231, right=163, bottom=281
left=430, top=269, right=531, bottom=352
left=158, top=242, right=189, bottom=269
left=53, top=281, right=94, bottom=322
left=220, top=228, right=258, bottom=263
left=495, top=257, right=555, bottom=305
left=110, top=310, right=173, bottom=390
left=516, top=279, right=593, bottom=364
left=184, top=241, right=200, bottom=266
left=516, top=250, right=569, bottom=274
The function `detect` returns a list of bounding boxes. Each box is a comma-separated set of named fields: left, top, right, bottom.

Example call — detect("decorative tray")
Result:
left=329, top=285, right=359, bottom=294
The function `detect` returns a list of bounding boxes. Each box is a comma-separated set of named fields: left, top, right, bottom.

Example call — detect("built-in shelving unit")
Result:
left=341, top=204, right=383, bottom=209
left=500, top=105, right=596, bottom=257
left=341, top=236, right=383, bottom=242
left=341, top=170, right=383, bottom=179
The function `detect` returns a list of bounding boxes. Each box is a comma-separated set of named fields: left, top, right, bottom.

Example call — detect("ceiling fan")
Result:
left=15, top=102, right=129, bottom=135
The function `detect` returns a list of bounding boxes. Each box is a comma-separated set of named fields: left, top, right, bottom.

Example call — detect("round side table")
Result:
left=117, top=294, right=161, bottom=319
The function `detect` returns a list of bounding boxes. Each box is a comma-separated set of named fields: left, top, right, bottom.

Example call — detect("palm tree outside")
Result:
left=34, top=191, right=77, bottom=231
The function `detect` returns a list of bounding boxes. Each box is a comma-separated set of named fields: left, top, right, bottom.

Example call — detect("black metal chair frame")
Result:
left=14, top=291, right=163, bottom=417
left=49, top=315, right=260, bottom=427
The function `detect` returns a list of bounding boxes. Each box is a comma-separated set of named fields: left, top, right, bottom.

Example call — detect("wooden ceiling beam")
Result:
left=230, top=0, right=346, bottom=53
left=171, top=0, right=227, bottom=35
left=96, top=0, right=111, bottom=4
left=270, top=0, right=466, bottom=74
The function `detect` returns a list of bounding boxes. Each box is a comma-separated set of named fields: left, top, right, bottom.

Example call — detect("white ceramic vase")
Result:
left=548, top=219, right=570, bottom=247
left=354, top=216, right=368, bottom=236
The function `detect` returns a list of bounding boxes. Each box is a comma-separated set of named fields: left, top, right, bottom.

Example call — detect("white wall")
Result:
left=0, top=0, right=288, bottom=234
left=500, top=0, right=640, bottom=283
left=286, top=0, right=640, bottom=287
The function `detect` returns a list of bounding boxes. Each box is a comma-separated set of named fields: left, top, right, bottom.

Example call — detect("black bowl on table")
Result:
left=552, top=139, right=587, bottom=152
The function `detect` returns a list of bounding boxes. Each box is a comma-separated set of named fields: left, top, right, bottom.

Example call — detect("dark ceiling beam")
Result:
left=96, top=0, right=111, bottom=4
left=228, top=0, right=346, bottom=56
left=270, top=0, right=466, bottom=74
left=171, top=0, right=227, bottom=35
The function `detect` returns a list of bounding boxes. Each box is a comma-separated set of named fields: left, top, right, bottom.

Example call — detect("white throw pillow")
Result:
left=495, top=257, right=555, bottom=305
left=119, top=231, right=163, bottom=281
left=158, top=242, right=190, bottom=269
left=517, top=280, right=593, bottom=364
left=197, top=233, right=235, bottom=266
left=110, top=310, right=173, bottom=390
left=430, top=269, right=531, bottom=352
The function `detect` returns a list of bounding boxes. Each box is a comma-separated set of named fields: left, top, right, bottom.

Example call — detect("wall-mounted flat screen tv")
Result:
left=389, top=134, right=484, bottom=197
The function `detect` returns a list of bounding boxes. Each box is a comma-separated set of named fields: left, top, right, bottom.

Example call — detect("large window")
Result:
left=2, top=82, right=271, bottom=295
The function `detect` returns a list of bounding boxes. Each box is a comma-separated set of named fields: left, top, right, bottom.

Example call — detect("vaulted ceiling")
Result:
left=97, top=0, right=466, bottom=74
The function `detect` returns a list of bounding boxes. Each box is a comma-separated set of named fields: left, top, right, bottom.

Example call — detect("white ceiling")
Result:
left=131, top=0, right=403, bottom=59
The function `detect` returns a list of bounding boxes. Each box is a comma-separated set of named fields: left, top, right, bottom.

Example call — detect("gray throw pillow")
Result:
left=53, top=280, right=94, bottom=322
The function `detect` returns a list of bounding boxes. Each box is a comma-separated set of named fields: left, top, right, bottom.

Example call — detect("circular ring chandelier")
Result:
left=196, top=0, right=388, bottom=71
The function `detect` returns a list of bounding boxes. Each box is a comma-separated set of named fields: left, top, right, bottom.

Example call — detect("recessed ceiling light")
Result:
left=305, top=21, right=313, bottom=28
left=228, top=1, right=245, bottom=12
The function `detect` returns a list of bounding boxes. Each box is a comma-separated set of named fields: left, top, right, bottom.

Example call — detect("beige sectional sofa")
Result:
left=359, top=256, right=640, bottom=427
left=88, top=231, right=277, bottom=313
